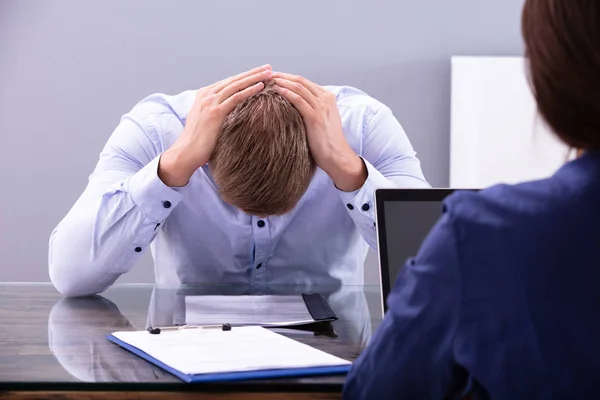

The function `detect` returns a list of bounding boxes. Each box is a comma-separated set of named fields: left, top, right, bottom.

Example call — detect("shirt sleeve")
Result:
left=338, top=105, right=431, bottom=249
left=48, top=112, right=189, bottom=297
left=342, top=208, right=466, bottom=400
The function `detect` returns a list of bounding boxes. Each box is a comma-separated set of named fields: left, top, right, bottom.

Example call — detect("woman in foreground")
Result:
left=343, top=1, right=600, bottom=398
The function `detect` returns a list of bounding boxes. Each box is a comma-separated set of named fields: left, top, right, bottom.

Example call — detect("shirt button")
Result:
left=257, top=220, right=265, bottom=228
left=163, top=201, right=172, bottom=209
left=256, top=263, right=263, bottom=269
left=135, top=247, right=142, bottom=252
left=362, top=203, right=370, bottom=211
left=346, top=204, right=354, bottom=210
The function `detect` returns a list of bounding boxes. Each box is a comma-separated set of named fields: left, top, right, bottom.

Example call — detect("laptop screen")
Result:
left=383, top=200, right=444, bottom=286
left=375, top=189, right=472, bottom=312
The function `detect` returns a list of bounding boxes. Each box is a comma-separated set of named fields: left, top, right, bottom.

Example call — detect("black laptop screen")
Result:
left=375, top=189, right=471, bottom=310
left=382, top=200, right=444, bottom=287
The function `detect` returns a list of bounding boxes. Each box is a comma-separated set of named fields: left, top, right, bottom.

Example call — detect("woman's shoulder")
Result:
left=441, top=167, right=600, bottom=256
left=443, top=176, right=570, bottom=231
left=445, top=153, right=600, bottom=223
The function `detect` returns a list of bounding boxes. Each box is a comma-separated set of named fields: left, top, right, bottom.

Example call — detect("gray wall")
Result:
left=0, top=0, right=525, bottom=283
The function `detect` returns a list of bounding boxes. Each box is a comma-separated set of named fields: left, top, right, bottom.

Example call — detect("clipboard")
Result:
left=106, top=325, right=351, bottom=383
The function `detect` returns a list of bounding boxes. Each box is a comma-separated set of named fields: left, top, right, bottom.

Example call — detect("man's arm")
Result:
left=337, top=105, right=430, bottom=249
left=343, top=210, right=466, bottom=399
left=270, top=73, right=430, bottom=249
left=48, top=115, right=186, bottom=297
left=49, top=66, right=273, bottom=298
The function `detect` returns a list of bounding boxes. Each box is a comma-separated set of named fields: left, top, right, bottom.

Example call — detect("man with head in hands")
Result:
left=49, top=64, right=429, bottom=297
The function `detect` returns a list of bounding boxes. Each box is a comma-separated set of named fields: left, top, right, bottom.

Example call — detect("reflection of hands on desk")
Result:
left=48, top=295, right=175, bottom=382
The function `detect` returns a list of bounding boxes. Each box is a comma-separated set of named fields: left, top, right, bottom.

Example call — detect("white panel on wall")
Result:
left=450, top=56, right=571, bottom=189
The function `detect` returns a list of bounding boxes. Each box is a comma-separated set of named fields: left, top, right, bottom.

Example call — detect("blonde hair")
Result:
left=210, top=82, right=316, bottom=216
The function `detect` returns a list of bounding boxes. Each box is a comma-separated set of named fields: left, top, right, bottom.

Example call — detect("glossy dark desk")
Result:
left=0, top=283, right=382, bottom=399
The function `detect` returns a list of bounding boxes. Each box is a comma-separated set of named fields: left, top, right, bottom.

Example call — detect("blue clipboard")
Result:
left=106, top=333, right=351, bottom=383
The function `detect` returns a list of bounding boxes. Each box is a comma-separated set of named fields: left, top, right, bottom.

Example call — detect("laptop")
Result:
left=374, top=188, right=477, bottom=314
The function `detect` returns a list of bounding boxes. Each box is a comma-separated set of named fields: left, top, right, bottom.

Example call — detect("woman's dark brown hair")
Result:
left=522, top=0, right=600, bottom=149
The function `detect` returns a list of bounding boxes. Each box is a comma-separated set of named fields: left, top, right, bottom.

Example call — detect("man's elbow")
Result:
left=48, top=263, right=100, bottom=298
left=48, top=229, right=105, bottom=297
left=50, top=277, right=97, bottom=298
left=48, top=249, right=108, bottom=298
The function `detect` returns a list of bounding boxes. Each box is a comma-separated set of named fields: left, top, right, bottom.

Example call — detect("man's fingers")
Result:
left=220, top=81, right=265, bottom=114
left=271, top=72, right=321, bottom=97
left=272, top=85, right=314, bottom=117
left=273, top=78, right=318, bottom=109
left=210, top=64, right=272, bottom=93
left=213, top=64, right=271, bottom=87
left=219, top=70, right=272, bottom=103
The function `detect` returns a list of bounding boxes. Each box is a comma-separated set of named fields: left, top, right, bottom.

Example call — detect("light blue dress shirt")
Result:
left=48, top=85, right=430, bottom=297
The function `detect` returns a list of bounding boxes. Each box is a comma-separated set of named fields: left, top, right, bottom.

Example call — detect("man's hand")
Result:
left=158, top=65, right=273, bottom=187
left=272, top=72, right=367, bottom=192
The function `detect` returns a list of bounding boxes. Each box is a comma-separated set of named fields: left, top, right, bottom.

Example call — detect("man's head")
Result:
left=210, top=82, right=316, bottom=216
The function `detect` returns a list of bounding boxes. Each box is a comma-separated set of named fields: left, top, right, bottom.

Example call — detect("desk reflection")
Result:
left=48, top=295, right=176, bottom=382
left=48, top=285, right=374, bottom=383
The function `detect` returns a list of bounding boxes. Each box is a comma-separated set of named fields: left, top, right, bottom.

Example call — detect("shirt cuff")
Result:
left=337, top=157, right=395, bottom=225
left=126, top=154, right=188, bottom=222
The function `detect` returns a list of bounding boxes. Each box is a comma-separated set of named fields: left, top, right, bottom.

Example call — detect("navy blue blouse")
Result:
left=344, top=150, right=600, bottom=399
